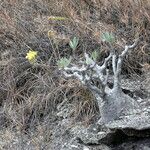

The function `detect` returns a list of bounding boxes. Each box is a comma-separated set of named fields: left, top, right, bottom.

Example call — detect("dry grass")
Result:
left=0, top=0, right=150, bottom=148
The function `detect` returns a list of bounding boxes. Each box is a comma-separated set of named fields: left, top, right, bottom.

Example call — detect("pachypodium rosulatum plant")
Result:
left=58, top=32, right=139, bottom=123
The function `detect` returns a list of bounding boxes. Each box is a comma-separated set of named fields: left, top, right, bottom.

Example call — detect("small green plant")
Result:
left=69, top=37, right=79, bottom=52
left=57, top=57, right=72, bottom=68
left=101, top=32, right=115, bottom=44
left=85, top=50, right=99, bottom=65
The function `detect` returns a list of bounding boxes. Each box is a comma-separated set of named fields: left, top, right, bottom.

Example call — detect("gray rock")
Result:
left=70, top=124, right=116, bottom=145
left=106, top=113, right=150, bottom=131
left=70, top=109, right=150, bottom=147
left=106, top=112, right=150, bottom=137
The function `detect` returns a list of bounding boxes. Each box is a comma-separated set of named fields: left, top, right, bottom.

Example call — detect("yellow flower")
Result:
left=48, top=16, right=68, bottom=21
left=26, top=50, right=37, bottom=63
left=48, top=30, right=56, bottom=37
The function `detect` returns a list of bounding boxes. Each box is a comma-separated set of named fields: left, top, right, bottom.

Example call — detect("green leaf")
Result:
left=85, top=57, right=93, bottom=65
left=69, top=37, right=79, bottom=51
left=91, top=50, right=98, bottom=61
left=69, top=41, right=74, bottom=49
left=57, top=57, right=72, bottom=68
left=101, top=32, right=115, bottom=44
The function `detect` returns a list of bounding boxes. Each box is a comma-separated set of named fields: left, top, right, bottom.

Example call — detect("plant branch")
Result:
left=113, top=39, right=139, bottom=89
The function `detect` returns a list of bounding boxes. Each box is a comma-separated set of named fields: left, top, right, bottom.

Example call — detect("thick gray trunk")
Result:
left=99, top=88, right=139, bottom=123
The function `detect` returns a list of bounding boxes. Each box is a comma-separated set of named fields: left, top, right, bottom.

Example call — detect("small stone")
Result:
left=83, top=146, right=90, bottom=150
